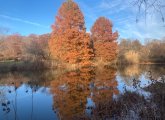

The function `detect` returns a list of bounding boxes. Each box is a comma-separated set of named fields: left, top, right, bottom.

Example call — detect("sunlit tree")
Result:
left=49, top=0, right=94, bottom=66
left=91, top=17, right=118, bottom=62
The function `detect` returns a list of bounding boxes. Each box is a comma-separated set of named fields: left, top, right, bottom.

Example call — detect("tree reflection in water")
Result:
left=80, top=65, right=165, bottom=120
left=50, top=66, right=118, bottom=119
left=0, top=71, right=57, bottom=120
left=0, top=65, right=164, bottom=120
left=50, top=68, right=94, bottom=119
left=92, top=67, right=118, bottom=104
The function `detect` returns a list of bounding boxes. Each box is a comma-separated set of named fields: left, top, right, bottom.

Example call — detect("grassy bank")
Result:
left=0, top=59, right=164, bottom=73
left=0, top=60, right=51, bottom=73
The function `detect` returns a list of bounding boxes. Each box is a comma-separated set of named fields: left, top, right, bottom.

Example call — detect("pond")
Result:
left=0, top=65, right=165, bottom=120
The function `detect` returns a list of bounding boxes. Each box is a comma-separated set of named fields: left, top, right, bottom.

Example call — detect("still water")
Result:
left=0, top=65, right=165, bottom=120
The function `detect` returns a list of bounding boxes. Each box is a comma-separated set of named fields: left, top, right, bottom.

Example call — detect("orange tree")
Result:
left=49, top=0, right=94, bottom=66
left=91, top=17, right=118, bottom=62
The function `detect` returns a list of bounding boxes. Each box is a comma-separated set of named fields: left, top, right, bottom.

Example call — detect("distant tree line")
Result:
left=0, top=33, right=50, bottom=62
left=118, top=38, right=165, bottom=64
left=0, top=0, right=164, bottom=68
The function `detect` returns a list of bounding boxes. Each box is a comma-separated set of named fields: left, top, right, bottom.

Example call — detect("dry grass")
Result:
left=124, top=50, right=140, bottom=64
left=93, top=59, right=117, bottom=69
left=124, top=65, right=140, bottom=77
left=0, top=60, right=49, bottom=73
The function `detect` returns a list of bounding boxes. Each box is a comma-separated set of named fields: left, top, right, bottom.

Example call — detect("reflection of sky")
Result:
left=0, top=84, right=58, bottom=120
left=86, top=74, right=153, bottom=113
left=86, top=72, right=157, bottom=112
left=0, top=68, right=164, bottom=119
left=85, top=97, right=95, bottom=117
left=116, top=74, right=152, bottom=99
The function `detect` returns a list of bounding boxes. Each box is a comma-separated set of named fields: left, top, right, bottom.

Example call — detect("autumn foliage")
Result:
left=48, top=0, right=118, bottom=67
left=49, top=0, right=94, bottom=66
left=91, top=17, right=118, bottom=62
left=50, top=67, right=118, bottom=119
left=50, top=68, right=94, bottom=119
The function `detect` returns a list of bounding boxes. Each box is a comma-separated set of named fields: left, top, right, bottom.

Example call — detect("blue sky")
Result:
left=0, top=0, right=165, bottom=42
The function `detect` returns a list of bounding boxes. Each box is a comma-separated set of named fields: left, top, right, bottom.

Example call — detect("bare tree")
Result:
left=25, top=34, right=50, bottom=61
left=132, top=0, right=165, bottom=23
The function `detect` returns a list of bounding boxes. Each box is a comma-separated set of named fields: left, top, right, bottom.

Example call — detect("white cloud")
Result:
left=99, top=0, right=121, bottom=10
left=0, top=14, right=49, bottom=28
left=117, top=15, right=165, bottom=42
left=94, top=0, right=165, bottom=41
left=97, top=0, right=130, bottom=15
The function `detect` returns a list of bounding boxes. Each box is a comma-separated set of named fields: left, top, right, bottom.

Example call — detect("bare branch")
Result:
left=133, top=0, right=165, bottom=23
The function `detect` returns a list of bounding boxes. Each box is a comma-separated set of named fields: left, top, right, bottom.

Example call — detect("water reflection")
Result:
left=92, top=67, right=119, bottom=105
left=50, top=68, right=95, bottom=119
left=0, top=72, right=58, bottom=120
left=91, top=65, right=165, bottom=120
left=0, top=65, right=164, bottom=120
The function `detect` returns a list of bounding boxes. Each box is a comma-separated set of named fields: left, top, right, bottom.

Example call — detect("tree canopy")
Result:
left=91, top=17, right=119, bottom=62
left=49, top=0, right=94, bottom=66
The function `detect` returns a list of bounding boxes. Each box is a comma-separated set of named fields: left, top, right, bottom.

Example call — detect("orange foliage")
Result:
left=94, top=42, right=118, bottom=62
left=49, top=1, right=118, bottom=66
left=93, top=67, right=119, bottom=104
left=50, top=68, right=94, bottom=119
left=49, top=0, right=93, bottom=66
left=52, top=0, right=85, bottom=33
left=91, top=17, right=118, bottom=62
left=50, top=67, right=118, bottom=119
